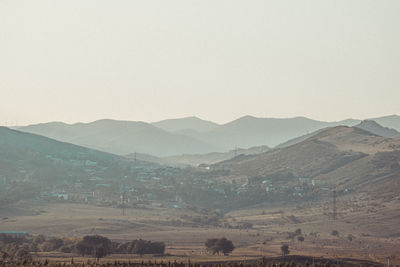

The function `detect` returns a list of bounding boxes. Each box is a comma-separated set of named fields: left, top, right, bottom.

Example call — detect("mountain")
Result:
left=355, top=120, right=399, bottom=138
left=18, top=115, right=400, bottom=157
left=127, top=145, right=270, bottom=166
left=18, top=119, right=221, bottom=157
left=214, top=125, right=400, bottom=196
left=369, top=115, right=400, bottom=132
left=182, top=116, right=359, bottom=150
left=0, top=126, right=131, bottom=184
left=152, top=116, right=219, bottom=133
left=277, top=120, right=399, bottom=149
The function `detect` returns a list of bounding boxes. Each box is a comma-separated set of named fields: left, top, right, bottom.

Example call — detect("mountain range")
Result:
left=214, top=124, right=400, bottom=197
left=17, top=115, right=400, bottom=157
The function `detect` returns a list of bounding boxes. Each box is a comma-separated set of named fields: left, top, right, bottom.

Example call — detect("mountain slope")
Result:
left=0, top=126, right=131, bottom=184
left=185, top=116, right=359, bottom=150
left=214, top=125, right=400, bottom=196
left=370, top=115, right=400, bottom=132
left=18, top=119, right=221, bottom=156
left=152, top=116, right=219, bottom=132
left=355, top=120, right=399, bottom=137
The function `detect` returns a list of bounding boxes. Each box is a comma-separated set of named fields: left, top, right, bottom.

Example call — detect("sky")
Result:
left=0, top=0, right=399, bottom=126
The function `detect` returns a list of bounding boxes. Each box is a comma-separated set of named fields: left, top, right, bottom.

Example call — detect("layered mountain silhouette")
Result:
left=214, top=125, right=400, bottom=197
left=18, top=115, right=400, bottom=157
left=355, top=120, right=399, bottom=137
left=277, top=119, right=399, bottom=148
left=19, top=119, right=221, bottom=157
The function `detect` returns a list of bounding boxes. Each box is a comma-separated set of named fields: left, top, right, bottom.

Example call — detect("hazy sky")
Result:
left=1, top=0, right=399, bottom=125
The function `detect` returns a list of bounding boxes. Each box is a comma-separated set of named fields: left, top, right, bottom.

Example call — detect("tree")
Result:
left=216, top=238, right=234, bottom=255
left=15, top=248, right=32, bottom=261
left=331, top=230, right=339, bottom=237
left=40, top=238, right=64, bottom=252
left=205, top=238, right=234, bottom=255
left=281, top=244, right=290, bottom=256
left=297, top=236, right=304, bottom=242
left=94, top=244, right=107, bottom=261
left=205, top=238, right=218, bottom=254
left=75, top=235, right=111, bottom=258
left=33, top=235, right=46, bottom=245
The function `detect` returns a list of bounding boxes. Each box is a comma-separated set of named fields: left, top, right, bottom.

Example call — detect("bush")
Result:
left=40, top=238, right=64, bottom=252
left=331, top=230, right=339, bottom=236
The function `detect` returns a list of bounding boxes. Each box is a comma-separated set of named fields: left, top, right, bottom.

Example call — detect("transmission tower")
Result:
left=121, top=190, right=126, bottom=216
left=332, top=189, right=337, bottom=220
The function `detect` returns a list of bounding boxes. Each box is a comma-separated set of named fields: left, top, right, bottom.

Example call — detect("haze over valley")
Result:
left=1, top=0, right=400, bottom=265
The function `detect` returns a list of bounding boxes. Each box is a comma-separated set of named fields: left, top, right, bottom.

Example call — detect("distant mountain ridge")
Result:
left=17, top=115, right=400, bottom=157
left=277, top=119, right=399, bottom=149
left=19, top=119, right=222, bottom=157
left=355, top=120, right=399, bottom=137
left=152, top=116, right=219, bottom=133
left=214, top=124, right=400, bottom=197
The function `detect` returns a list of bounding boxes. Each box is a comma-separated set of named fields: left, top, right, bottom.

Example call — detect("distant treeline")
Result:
left=0, top=234, right=165, bottom=261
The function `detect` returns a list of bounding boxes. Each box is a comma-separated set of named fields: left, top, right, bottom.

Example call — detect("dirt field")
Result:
left=1, top=198, right=399, bottom=265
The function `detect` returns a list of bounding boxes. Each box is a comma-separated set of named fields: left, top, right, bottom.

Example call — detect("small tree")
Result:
left=205, top=238, right=218, bottom=254
left=75, top=235, right=111, bottom=258
left=205, top=238, right=234, bottom=255
left=216, top=238, right=234, bottom=255
left=331, top=230, right=339, bottom=237
left=297, top=236, right=304, bottom=242
left=281, top=244, right=290, bottom=256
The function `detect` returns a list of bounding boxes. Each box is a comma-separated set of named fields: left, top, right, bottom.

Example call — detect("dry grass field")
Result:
left=1, top=198, right=399, bottom=265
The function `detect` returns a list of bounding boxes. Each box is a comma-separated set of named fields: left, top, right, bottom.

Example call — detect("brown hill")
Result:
left=214, top=126, right=400, bottom=195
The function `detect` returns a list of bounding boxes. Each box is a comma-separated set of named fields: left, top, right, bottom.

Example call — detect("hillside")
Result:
left=370, top=114, right=400, bottom=132
left=214, top=125, right=400, bottom=196
left=0, top=126, right=138, bottom=183
left=355, top=120, right=399, bottom=137
left=152, top=116, right=219, bottom=132
left=0, top=126, right=149, bottom=206
left=179, top=116, right=360, bottom=150
left=276, top=120, right=399, bottom=149
left=18, top=119, right=221, bottom=157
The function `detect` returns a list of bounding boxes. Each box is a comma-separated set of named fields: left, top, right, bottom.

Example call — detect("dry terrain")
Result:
left=1, top=198, right=399, bottom=265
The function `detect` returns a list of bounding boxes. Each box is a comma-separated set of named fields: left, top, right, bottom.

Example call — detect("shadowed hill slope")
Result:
left=0, top=126, right=147, bottom=187
left=214, top=126, right=400, bottom=196
left=18, top=119, right=221, bottom=157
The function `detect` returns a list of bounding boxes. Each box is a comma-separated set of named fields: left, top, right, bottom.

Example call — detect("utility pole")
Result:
left=121, top=190, right=126, bottom=216
left=234, top=147, right=238, bottom=158
left=333, top=188, right=337, bottom=220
